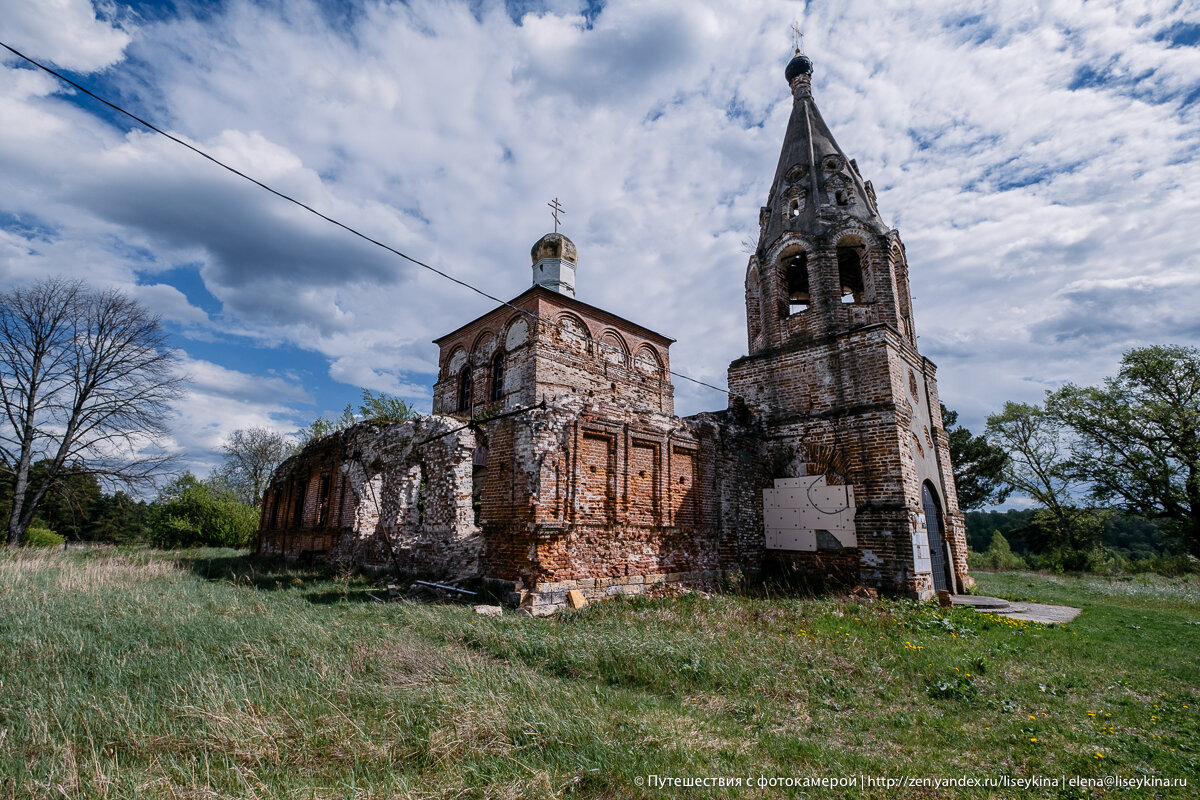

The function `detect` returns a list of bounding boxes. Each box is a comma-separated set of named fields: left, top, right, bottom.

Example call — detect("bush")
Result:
left=1127, top=553, right=1200, bottom=577
left=968, top=532, right=1029, bottom=571
left=150, top=474, right=259, bottom=549
left=1081, top=547, right=1128, bottom=576
left=23, top=527, right=64, bottom=547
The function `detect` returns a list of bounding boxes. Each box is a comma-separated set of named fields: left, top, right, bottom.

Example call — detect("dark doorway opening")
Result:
left=922, top=482, right=951, bottom=593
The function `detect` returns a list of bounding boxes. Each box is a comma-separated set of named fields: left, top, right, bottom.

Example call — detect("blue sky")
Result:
left=2, top=0, right=1199, bottom=485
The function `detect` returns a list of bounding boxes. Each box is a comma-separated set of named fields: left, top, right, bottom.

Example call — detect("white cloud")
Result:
left=163, top=353, right=313, bottom=474
left=1, top=0, right=1198, bottom=475
left=0, top=0, right=132, bottom=72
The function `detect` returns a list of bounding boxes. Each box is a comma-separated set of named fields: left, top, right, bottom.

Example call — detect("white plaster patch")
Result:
left=505, top=318, right=529, bottom=350
left=635, top=347, right=660, bottom=373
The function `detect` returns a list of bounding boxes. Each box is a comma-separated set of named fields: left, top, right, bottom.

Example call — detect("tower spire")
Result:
left=757, top=45, right=886, bottom=255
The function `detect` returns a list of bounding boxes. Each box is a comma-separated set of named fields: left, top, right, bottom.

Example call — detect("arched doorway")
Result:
left=922, top=482, right=951, bottom=593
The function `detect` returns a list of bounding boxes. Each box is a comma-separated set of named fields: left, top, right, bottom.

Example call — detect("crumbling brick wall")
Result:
left=431, top=287, right=674, bottom=419
left=257, top=416, right=481, bottom=578
left=727, top=323, right=970, bottom=598
left=256, top=396, right=742, bottom=612
left=473, top=395, right=726, bottom=612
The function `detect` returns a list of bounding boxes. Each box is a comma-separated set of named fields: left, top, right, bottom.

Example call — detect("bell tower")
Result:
left=745, top=49, right=916, bottom=356
left=728, top=46, right=970, bottom=598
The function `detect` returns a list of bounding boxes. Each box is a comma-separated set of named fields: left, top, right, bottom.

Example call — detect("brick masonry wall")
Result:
left=432, top=287, right=674, bottom=418
left=473, top=395, right=730, bottom=612
left=257, top=416, right=481, bottom=578
left=726, top=322, right=969, bottom=599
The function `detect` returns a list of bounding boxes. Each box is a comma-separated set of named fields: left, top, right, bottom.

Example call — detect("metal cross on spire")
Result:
left=791, top=20, right=804, bottom=54
left=547, top=197, right=565, bottom=233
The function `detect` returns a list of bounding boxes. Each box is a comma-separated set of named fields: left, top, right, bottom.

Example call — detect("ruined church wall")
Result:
left=431, top=299, right=540, bottom=415
left=476, top=397, right=727, bottom=611
left=725, top=324, right=969, bottom=597
left=257, top=416, right=481, bottom=578
left=727, top=327, right=919, bottom=595
left=431, top=290, right=674, bottom=418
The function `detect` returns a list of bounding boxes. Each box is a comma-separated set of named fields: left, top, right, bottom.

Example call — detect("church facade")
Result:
left=256, top=51, right=971, bottom=612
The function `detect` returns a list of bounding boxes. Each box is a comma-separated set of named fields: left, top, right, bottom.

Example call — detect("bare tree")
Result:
left=218, top=427, right=296, bottom=506
left=0, top=278, right=184, bottom=546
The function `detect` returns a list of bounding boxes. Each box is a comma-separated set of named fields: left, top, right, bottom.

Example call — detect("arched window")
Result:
left=556, top=313, right=589, bottom=352
left=598, top=331, right=628, bottom=366
left=634, top=346, right=662, bottom=375
left=457, top=367, right=473, bottom=412
left=837, top=244, right=865, bottom=303
left=490, top=352, right=505, bottom=402
left=784, top=251, right=810, bottom=313
left=268, top=488, right=282, bottom=529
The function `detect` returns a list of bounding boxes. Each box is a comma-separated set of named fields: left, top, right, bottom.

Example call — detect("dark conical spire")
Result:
left=757, top=49, right=887, bottom=253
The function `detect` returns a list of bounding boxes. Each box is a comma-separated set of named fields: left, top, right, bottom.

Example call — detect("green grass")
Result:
left=0, top=550, right=1196, bottom=799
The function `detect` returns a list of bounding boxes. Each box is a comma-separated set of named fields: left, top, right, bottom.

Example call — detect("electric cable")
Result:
left=0, top=41, right=730, bottom=398
left=3, top=40, right=869, bottom=516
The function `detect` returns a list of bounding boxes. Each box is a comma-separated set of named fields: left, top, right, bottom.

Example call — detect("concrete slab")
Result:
left=951, top=595, right=1081, bottom=625
left=950, top=595, right=1011, bottom=611
left=994, top=602, right=1081, bottom=624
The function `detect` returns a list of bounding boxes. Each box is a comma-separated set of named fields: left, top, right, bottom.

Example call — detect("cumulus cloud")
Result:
left=1, top=0, right=1198, bottom=476
left=1, top=0, right=132, bottom=72
left=164, top=353, right=313, bottom=475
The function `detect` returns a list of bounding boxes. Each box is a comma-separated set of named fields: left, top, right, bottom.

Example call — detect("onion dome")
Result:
left=785, top=51, right=813, bottom=82
left=530, top=232, right=577, bottom=264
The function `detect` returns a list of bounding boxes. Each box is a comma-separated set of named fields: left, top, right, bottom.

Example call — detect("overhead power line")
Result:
left=0, top=40, right=731, bottom=398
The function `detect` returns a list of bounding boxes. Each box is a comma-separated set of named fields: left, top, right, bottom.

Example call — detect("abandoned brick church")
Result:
left=257, top=50, right=972, bottom=612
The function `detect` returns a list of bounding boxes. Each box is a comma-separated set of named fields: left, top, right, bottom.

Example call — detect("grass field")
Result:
left=0, top=547, right=1196, bottom=799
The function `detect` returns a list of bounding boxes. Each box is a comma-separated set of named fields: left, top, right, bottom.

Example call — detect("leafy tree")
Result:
left=1049, top=345, right=1200, bottom=556
left=149, top=473, right=259, bottom=549
left=985, top=401, right=1100, bottom=561
left=0, top=278, right=183, bottom=546
left=963, top=509, right=1038, bottom=553
left=359, top=389, right=417, bottom=423
left=299, top=404, right=357, bottom=446
left=298, top=389, right=418, bottom=445
left=942, top=404, right=1010, bottom=510
left=0, top=461, right=102, bottom=541
left=88, top=491, right=152, bottom=544
left=218, top=427, right=296, bottom=506
left=968, top=531, right=1028, bottom=571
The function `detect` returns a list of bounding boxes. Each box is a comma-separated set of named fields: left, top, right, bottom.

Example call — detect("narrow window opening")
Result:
left=490, top=352, right=505, bottom=402
left=316, top=473, right=331, bottom=527
left=269, top=488, right=282, bottom=529
left=837, top=245, right=865, bottom=304
left=835, top=189, right=851, bottom=206
left=457, top=367, right=473, bottom=412
left=471, top=464, right=485, bottom=525
left=784, top=252, right=810, bottom=314
left=292, top=480, right=307, bottom=528
left=785, top=189, right=806, bottom=218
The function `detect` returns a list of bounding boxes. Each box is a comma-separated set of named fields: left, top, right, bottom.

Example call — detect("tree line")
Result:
left=4, top=277, right=1198, bottom=575
left=947, top=344, right=1200, bottom=573
left=1, top=278, right=415, bottom=549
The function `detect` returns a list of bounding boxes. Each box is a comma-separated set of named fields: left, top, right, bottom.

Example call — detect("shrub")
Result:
left=1127, top=553, right=1200, bottom=577
left=150, top=474, right=259, bottom=549
left=968, top=532, right=1028, bottom=571
left=23, top=527, right=64, bottom=547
